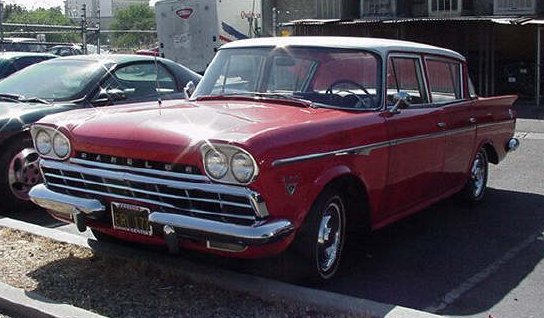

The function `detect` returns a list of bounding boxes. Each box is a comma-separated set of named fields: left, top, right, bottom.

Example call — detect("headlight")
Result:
left=201, top=144, right=258, bottom=184
left=35, top=130, right=52, bottom=155
left=53, top=133, right=70, bottom=158
left=204, top=149, right=228, bottom=179
left=31, top=125, right=71, bottom=160
left=231, top=152, right=255, bottom=183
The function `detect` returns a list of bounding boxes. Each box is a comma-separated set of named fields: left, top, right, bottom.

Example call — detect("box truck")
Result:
left=155, top=0, right=262, bottom=74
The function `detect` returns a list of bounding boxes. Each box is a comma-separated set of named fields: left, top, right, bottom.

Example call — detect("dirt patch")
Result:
left=0, top=227, right=366, bottom=318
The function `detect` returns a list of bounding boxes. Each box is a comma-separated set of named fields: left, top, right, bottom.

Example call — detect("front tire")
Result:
left=0, top=137, right=41, bottom=213
left=294, top=188, right=346, bottom=280
left=460, top=148, right=488, bottom=204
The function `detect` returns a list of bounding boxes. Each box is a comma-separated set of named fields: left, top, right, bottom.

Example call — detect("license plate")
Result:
left=111, top=202, right=152, bottom=236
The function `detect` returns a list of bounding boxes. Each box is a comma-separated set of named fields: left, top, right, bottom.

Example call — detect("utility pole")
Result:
left=97, top=4, right=100, bottom=54
left=81, top=3, right=87, bottom=54
left=0, top=1, right=4, bottom=52
left=537, top=25, right=541, bottom=108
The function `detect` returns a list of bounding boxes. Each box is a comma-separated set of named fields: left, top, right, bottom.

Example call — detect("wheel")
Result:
left=293, top=188, right=346, bottom=280
left=0, top=136, right=42, bottom=212
left=460, top=148, right=488, bottom=204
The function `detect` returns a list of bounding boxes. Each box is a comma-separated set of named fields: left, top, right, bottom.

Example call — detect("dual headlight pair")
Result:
left=30, top=125, right=71, bottom=160
left=201, top=144, right=258, bottom=185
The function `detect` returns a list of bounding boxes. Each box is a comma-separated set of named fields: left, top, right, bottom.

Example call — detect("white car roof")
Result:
left=221, top=36, right=466, bottom=62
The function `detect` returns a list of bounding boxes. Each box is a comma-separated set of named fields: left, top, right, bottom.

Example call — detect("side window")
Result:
left=387, top=56, right=428, bottom=106
left=13, top=57, right=41, bottom=70
left=100, top=62, right=177, bottom=102
left=212, top=54, right=264, bottom=94
left=426, top=59, right=462, bottom=103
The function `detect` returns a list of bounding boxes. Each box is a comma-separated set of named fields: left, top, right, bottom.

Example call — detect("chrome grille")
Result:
left=40, top=159, right=267, bottom=223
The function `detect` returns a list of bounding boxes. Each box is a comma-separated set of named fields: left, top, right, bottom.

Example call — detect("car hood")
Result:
left=40, top=99, right=381, bottom=164
left=0, top=100, right=74, bottom=133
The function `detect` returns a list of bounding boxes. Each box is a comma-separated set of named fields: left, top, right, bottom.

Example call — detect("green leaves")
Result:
left=110, top=4, right=156, bottom=49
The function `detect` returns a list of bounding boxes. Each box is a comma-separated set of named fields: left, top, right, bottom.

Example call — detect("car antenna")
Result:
left=153, top=55, right=163, bottom=110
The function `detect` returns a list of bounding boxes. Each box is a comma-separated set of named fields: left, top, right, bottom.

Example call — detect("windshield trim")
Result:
left=192, top=46, right=383, bottom=111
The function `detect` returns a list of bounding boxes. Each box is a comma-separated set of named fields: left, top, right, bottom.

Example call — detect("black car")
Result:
left=45, top=45, right=83, bottom=56
left=0, top=54, right=201, bottom=212
left=0, top=52, right=56, bottom=79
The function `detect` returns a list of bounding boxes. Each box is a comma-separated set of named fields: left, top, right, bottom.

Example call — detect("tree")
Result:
left=4, top=7, right=79, bottom=43
left=110, top=4, right=156, bottom=49
left=2, top=4, right=26, bottom=21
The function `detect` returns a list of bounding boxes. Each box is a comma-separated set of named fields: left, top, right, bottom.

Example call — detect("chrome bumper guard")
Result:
left=506, top=138, right=520, bottom=152
left=29, top=184, right=294, bottom=246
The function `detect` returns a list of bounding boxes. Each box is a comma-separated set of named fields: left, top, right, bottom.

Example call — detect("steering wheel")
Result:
left=334, top=89, right=369, bottom=108
left=325, top=79, right=371, bottom=96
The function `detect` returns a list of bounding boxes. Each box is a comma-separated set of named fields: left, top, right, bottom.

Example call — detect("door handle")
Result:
left=437, top=122, right=447, bottom=129
left=469, top=117, right=477, bottom=124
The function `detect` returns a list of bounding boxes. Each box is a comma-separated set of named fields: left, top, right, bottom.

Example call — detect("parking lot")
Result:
left=5, top=111, right=543, bottom=318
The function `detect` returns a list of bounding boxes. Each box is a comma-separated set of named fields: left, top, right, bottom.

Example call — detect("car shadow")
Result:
left=313, top=187, right=544, bottom=315
left=0, top=207, right=65, bottom=228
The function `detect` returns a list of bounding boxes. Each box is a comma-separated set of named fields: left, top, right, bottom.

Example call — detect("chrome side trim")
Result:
left=29, top=184, right=105, bottom=216
left=477, top=119, right=515, bottom=129
left=70, top=158, right=209, bottom=182
left=272, top=124, right=486, bottom=167
left=149, top=212, right=294, bottom=245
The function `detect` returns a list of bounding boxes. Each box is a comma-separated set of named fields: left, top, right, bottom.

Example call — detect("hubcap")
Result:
left=316, top=198, right=343, bottom=274
left=8, top=147, right=41, bottom=200
left=470, top=152, right=485, bottom=198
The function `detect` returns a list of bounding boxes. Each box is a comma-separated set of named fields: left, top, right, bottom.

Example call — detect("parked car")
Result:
left=0, top=52, right=56, bottom=79
left=0, top=54, right=201, bottom=212
left=45, top=45, right=83, bottom=56
left=1, top=37, right=47, bottom=52
left=29, top=37, right=519, bottom=279
left=135, top=46, right=159, bottom=57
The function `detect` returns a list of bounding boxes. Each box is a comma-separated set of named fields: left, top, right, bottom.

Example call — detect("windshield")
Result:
left=192, top=47, right=382, bottom=109
left=0, top=59, right=106, bottom=101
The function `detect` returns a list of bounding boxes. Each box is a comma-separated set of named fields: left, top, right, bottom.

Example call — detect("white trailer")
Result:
left=155, top=0, right=262, bottom=74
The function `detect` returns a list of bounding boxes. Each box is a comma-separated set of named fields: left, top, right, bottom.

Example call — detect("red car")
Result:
left=135, top=46, right=159, bottom=57
left=29, top=37, right=519, bottom=280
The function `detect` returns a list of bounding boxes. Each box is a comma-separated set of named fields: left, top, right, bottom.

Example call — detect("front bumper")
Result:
left=29, top=183, right=295, bottom=247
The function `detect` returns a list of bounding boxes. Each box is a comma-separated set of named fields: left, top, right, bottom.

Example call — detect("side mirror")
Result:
left=389, top=91, right=411, bottom=114
left=184, top=81, right=196, bottom=99
left=92, top=88, right=127, bottom=105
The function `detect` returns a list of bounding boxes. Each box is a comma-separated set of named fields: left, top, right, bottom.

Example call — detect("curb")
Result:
left=0, top=281, right=106, bottom=318
left=0, top=218, right=441, bottom=318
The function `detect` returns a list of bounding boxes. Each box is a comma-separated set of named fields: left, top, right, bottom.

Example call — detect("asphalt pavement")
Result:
left=3, top=102, right=544, bottom=318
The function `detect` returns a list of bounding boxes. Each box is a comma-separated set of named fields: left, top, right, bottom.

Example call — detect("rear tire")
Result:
left=460, top=148, right=488, bottom=205
left=0, top=136, right=41, bottom=213
left=293, top=187, right=346, bottom=280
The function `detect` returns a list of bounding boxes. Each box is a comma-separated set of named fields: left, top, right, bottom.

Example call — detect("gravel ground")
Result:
left=0, top=227, right=363, bottom=318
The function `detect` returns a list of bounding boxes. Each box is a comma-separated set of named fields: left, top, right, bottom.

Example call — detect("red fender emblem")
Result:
left=176, top=8, right=193, bottom=19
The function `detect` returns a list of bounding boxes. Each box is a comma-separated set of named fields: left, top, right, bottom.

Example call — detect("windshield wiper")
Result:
left=0, top=93, right=51, bottom=105
left=19, top=97, right=51, bottom=104
left=196, top=92, right=316, bottom=108
left=251, top=92, right=316, bottom=108
left=0, top=93, right=24, bottom=103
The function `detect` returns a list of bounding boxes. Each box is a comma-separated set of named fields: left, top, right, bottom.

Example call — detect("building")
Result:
left=275, top=0, right=543, bottom=102
left=65, top=0, right=148, bottom=28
